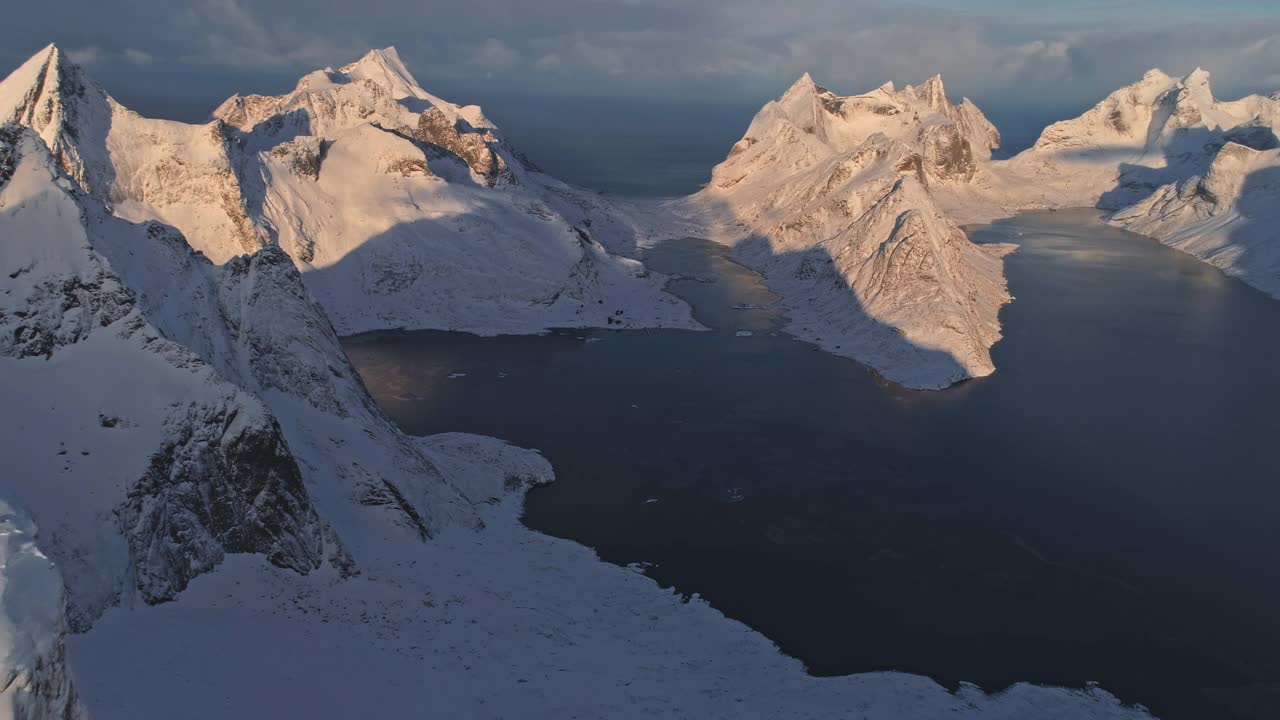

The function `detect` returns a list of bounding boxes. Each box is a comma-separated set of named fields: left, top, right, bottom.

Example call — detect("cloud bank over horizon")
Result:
left=7, top=0, right=1280, bottom=191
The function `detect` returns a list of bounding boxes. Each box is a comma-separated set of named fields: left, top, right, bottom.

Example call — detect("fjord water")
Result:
left=342, top=210, right=1280, bottom=720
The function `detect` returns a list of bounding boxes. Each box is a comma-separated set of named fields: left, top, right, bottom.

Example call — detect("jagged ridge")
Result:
left=697, top=72, right=1011, bottom=389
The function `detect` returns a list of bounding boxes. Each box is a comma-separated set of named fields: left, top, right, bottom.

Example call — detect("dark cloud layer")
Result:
left=6, top=1, right=1280, bottom=192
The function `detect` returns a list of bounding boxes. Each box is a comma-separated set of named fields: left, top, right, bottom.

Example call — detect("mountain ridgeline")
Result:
left=696, top=73, right=1011, bottom=389
left=690, top=65, right=1280, bottom=387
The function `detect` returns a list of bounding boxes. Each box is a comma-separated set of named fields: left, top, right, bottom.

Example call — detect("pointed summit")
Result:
left=339, top=46, right=424, bottom=99
left=781, top=72, right=818, bottom=101
left=341, top=46, right=407, bottom=74
left=912, top=74, right=948, bottom=110
left=1, top=43, right=67, bottom=122
left=1182, top=67, right=1212, bottom=89
left=1168, top=66, right=1215, bottom=114
left=0, top=42, right=115, bottom=196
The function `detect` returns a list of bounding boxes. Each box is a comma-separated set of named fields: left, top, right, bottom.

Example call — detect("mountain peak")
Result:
left=1139, top=68, right=1174, bottom=86
left=2, top=44, right=65, bottom=118
left=344, top=46, right=405, bottom=71
left=911, top=74, right=948, bottom=108
left=1183, top=66, right=1211, bottom=87
left=1, top=42, right=95, bottom=130
left=1172, top=66, right=1215, bottom=111
left=338, top=46, right=425, bottom=99
left=17, top=43, right=61, bottom=67
left=34, top=42, right=60, bottom=64
left=781, top=72, right=818, bottom=100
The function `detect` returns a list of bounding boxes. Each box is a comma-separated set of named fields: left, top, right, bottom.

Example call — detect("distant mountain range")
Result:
left=692, top=64, right=1280, bottom=388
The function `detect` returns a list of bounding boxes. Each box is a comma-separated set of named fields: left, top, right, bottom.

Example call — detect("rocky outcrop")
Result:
left=413, top=106, right=509, bottom=185
left=125, top=398, right=324, bottom=603
left=712, top=74, right=998, bottom=193
left=266, top=136, right=323, bottom=181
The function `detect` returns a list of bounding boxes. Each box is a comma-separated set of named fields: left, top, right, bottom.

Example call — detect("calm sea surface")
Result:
left=343, top=210, right=1280, bottom=720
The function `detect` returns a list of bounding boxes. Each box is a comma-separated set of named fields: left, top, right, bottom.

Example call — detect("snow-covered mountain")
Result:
left=692, top=73, right=1012, bottom=389
left=1110, top=141, right=1280, bottom=297
left=0, top=101, right=550, bottom=715
left=0, top=44, right=696, bottom=336
left=0, top=120, right=1154, bottom=720
left=0, top=43, right=1178, bottom=719
left=687, top=66, right=1279, bottom=388
left=1003, top=68, right=1280, bottom=210
left=986, top=68, right=1280, bottom=298
left=0, top=126, right=331, bottom=626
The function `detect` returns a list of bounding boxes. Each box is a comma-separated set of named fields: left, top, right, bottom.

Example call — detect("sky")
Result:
left=7, top=0, right=1280, bottom=194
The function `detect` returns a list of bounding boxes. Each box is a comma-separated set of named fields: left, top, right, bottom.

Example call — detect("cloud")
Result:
left=5, top=0, right=1280, bottom=112
left=173, top=0, right=369, bottom=70
left=1000, top=40, right=1074, bottom=83
left=469, top=38, right=520, bottom=73
left=66, top=46, right=104, bottom=66
left=534, top=53, right=563, bottom=73
left=123, top=48, right=155, bottom=66
left=1242, top=35, right=1276, bottom=55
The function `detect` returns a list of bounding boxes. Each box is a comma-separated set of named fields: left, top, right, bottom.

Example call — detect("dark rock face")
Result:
left=0, top=275, right=134, bottom=359
left=385, top=156, right=430, bottom=177
left=413, top=107, right=509, bottom=185
left=268, top=136, right=324, bottom=180
left=124, top=399, right=324, bottom=604
left=9, top=632, right=82, bottom=720
left=0, top=124, right=19, bottom=185
left=921, top=123, right=977, bottom=182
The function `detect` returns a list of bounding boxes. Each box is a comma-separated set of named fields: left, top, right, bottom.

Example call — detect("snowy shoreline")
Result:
left=69, top=433, right=1155, bottom=720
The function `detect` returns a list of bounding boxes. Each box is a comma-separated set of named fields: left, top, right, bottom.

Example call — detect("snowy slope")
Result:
left=1109, top=143, right=1280, bottom=297
left=0, top=126, right=330, bottom=628
left=1001, top=68, right=1280, bottom=211
left=0, top=112, right=500, bottom=615
left=980, top=68, right=1280, bottom=298
left=69, top=434, right=1153, bottom=720
left=0, top=45, right=696, bottom=337
left=691, top=74, right=1012, bottom=389
left=219, top=47, right=696, bottom=335
left=0, top=501, right=80, bottom=720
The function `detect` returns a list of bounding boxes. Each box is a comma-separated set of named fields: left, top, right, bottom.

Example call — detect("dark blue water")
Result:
left=342, top=210, right=1280, bottom=720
